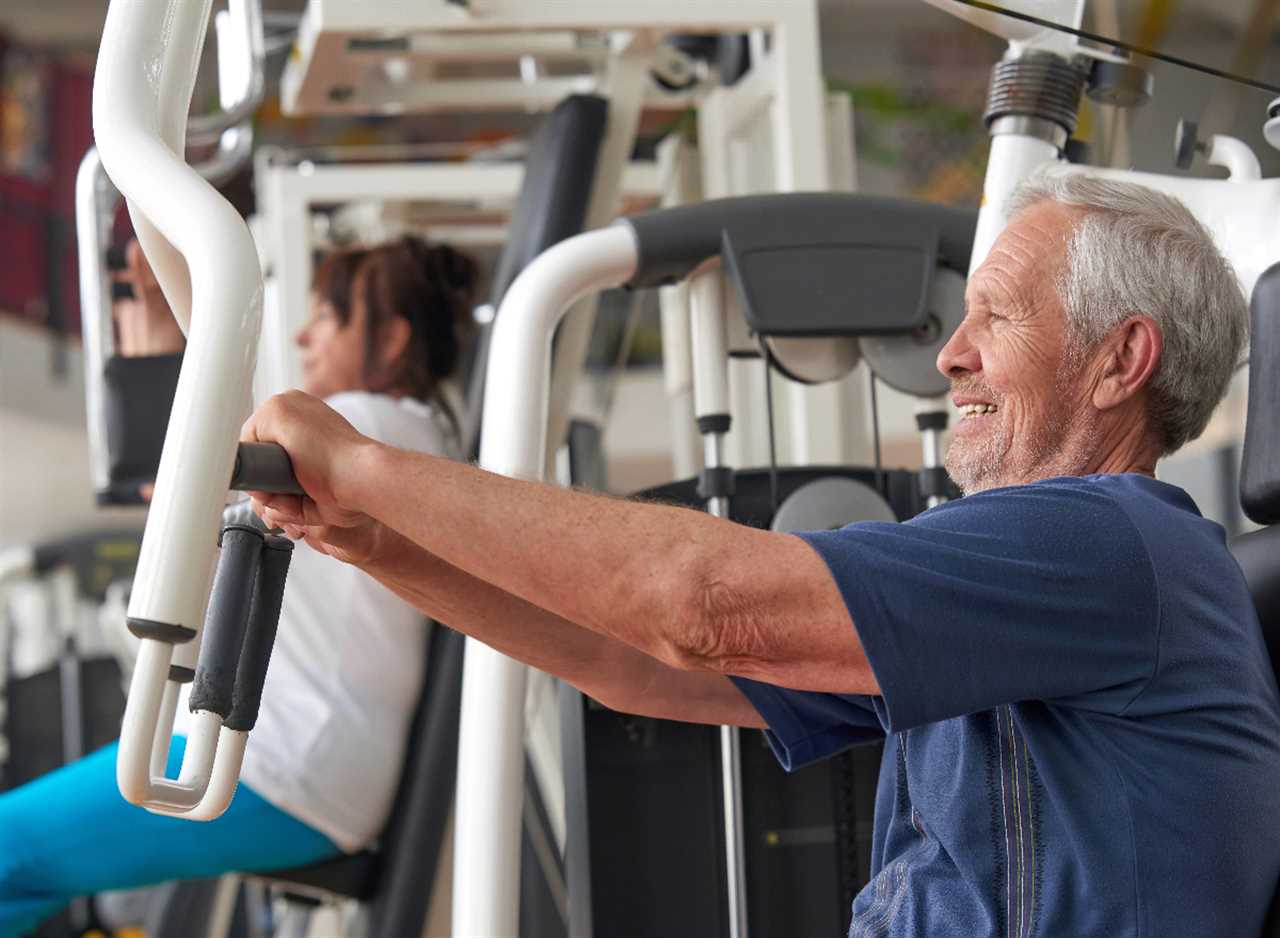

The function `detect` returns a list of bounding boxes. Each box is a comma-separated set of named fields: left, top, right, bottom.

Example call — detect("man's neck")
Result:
left=1082, top=408, right=1160, bottom=479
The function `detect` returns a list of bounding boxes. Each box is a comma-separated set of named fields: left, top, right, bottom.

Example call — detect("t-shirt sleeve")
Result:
left=791, top=480, right=1159, bottom=735
left=731, top=675, right=885, bottom=770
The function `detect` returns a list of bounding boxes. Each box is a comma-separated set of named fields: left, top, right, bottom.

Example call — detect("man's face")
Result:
left=936, top=201, right=1097, bottom=494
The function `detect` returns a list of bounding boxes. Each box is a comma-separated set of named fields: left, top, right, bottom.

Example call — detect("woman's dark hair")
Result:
left=311, top=246, right=368, bottom=323
left=314, top=235, right=480, bottom=437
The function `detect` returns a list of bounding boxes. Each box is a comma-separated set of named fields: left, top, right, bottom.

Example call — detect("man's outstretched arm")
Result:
left=355, top=525, right=765, bottom=728
left=246, top=392, right=878, bottom=696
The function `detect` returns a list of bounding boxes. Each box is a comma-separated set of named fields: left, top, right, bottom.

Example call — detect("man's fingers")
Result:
left=254, top=492, right=304, bottom=517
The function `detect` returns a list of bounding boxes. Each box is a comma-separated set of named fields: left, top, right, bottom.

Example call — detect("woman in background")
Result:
left=0, top=234, right=478, bottom=938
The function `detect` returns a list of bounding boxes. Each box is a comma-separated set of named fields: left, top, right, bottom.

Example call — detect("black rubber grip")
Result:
left=111, top=281, right=135, bottom=301
left=128, top=617, right=196, bottom=644
left=169, top=664, right=195, bottom=683
left=225, top=535, right=294, bottom=732
left=697, top=414, right=731, bottom=436
left=189, top=526, right=264, bottom=719
left=918, top=466, right=951, bottom=499
left=106, top=245, right=127, bottom=270
left=915, top=410, right=949, bottom=432
left=697, top=466, right=736, bottom=501
left=230, top=443, right=305, bottom=495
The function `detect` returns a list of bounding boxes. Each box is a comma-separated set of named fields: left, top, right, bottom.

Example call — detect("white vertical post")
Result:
left=453, top=228, right=638, bottom=937
left=969, top=133, right=1059, bottom=273
left=655, top=134, right=704, bottom=479
left=255, top=159, right=312, bottom=397
left=770, top=4, right=866, bottom=467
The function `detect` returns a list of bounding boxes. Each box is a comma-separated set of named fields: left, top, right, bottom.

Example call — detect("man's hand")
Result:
left=242, top=391, right=388, bottom=567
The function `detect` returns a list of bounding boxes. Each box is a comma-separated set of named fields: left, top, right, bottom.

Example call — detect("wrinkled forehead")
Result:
left=965, top=201, right=1076, bottom=315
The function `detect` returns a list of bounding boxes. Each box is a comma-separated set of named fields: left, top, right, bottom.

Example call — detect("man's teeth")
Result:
left=959, top=403, right=998, bottom=417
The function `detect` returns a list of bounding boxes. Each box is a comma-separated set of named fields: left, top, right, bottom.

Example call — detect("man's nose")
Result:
left=936, top=320, right=980, bottom=379
left=294, top=325, right=309, bottom=348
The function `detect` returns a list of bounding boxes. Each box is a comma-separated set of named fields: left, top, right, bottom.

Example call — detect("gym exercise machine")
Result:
left=251, top=149, right=663, bottom=401
left=459, top=6, right=1280, bottom=934
left=77, top=0, right=272, bottom=506
left=85, top=0, right=1280, bottom=933
left=92, top=0, right=307, bottom=820
left=467, top=189, right=975, bottom=936
left=0, top=531, right=142, bottom=937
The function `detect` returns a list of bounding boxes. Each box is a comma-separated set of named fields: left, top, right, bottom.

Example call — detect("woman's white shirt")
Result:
left=185, top=391, right=453, bottom=852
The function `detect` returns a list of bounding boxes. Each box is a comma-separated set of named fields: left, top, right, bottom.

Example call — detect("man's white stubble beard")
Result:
left=944, top=368, right=1098, bottom=497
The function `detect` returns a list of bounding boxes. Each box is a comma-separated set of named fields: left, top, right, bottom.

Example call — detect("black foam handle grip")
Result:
left=225, top=535, right=293, bottom=732
left=231, top=443, right=305, bottom=495
left=189, top=525, right=264, bottom=718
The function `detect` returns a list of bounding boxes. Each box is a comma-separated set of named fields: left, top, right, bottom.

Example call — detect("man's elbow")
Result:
left=657, top=576, right=764, bottom=677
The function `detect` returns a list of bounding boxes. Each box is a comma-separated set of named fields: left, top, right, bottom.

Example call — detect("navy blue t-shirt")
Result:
left=732, top=474, right=1280, bottom=938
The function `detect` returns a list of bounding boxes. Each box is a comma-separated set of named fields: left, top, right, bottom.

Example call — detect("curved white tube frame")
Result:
left=78, top=0, right=261, bottom=503
left=453, top=225, right=639, bottom=936
left=95, top=0, right=266, bottom=819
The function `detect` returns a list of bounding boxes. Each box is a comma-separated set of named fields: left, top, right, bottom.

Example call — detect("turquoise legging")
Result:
left=0, top=737, right=339, bottom=938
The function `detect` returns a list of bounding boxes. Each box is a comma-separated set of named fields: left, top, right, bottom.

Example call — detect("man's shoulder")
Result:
left=932, top=473, right=1200, bottom=527
left=911, top=473, right=1151, bottom=529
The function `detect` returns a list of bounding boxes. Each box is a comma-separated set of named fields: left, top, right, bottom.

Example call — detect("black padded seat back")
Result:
left=365, top=622, right=466, bottom=937
left=1230, top=527, right=1280, bottom=685
left=1242, top=262, right=1280, bottom=525
left=461, top=95, right=609, bottom=458
left=1238, top=265, right=1280, bottom=938
left=249, top=621, right=464, bottom=935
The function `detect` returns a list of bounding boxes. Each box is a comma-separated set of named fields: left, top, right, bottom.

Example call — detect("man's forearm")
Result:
left=346, top=443, right=723, bottom=668
left=357, top=526, right=763, bottom=727
left=340, top=438, right=873, bottom=696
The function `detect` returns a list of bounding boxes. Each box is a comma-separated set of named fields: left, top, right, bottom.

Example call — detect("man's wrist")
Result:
left=336, top=437, right=392, bottom=517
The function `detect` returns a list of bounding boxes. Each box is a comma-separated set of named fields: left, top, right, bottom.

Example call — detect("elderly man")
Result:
left=244, top=173, right=1280, bottom=937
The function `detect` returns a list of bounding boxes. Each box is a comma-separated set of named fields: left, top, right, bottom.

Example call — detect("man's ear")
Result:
left=1092, top=315, right=1162, bottom=411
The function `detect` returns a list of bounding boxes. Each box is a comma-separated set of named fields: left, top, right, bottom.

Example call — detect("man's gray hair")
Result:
left=1007, top=170, right=1247, bottom=454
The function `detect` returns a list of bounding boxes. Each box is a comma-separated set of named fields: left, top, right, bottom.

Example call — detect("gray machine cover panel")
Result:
left=624, top=193, right=976, bottom=338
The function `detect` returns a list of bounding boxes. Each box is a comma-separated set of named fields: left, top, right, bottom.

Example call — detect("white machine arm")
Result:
left=94, top=0, right=267, bottom=818
left=455, top=225, right=639, bottom=936
left=78, top=0, right=265, bottom=504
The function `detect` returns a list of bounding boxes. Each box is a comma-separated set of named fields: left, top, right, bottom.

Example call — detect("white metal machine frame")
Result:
left=252, top=154, right=662, bottom=397
left=78, top=0, right=265, bottom=503
left=95, top=0, right=1280, bottom=932
left=466, top=5, right=1280, bottom=938
left=932, top=0, right=1280, bottom=288
left=248, top=1, right=846, bottom=934
left=93, top=0, right=269, bottom=819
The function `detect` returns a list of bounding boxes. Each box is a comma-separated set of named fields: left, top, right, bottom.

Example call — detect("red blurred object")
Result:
left=0, top=173, right=51, bottom=325
left=0, top=37, right=92, bottom=334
